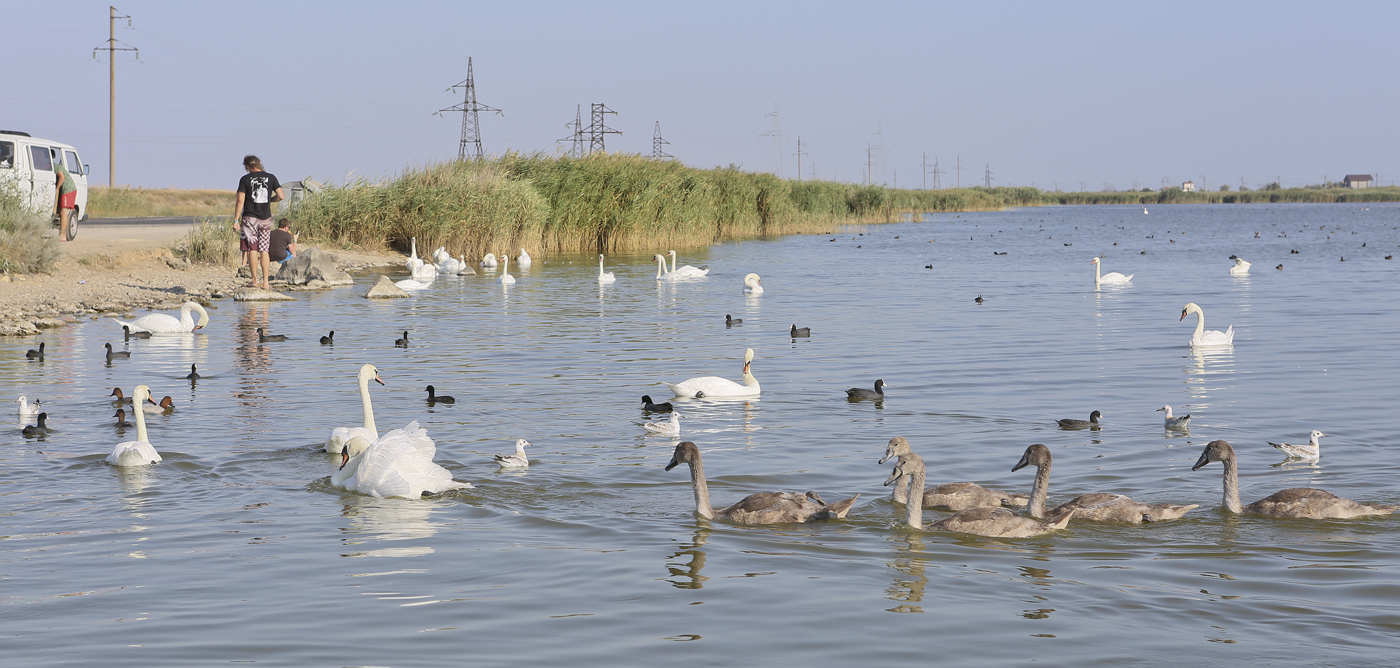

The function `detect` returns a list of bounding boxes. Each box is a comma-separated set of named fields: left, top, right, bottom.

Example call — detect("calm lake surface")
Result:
left=4, top=203, right=1399, bottom=666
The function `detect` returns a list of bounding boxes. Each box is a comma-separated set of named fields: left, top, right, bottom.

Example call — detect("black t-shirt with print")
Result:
left=238, top=171, right=281, bottom=220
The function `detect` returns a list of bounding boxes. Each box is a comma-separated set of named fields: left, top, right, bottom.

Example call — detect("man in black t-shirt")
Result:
left=232, top=155, right=284, bottom=289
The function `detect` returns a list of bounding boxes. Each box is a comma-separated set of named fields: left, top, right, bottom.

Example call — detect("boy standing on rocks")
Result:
left=232, top=155, right=284, bottom=290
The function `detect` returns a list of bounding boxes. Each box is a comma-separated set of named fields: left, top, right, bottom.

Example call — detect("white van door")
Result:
left=0, top=138, right=30, bottom=206
left=26, top=144, right=56, bottom=213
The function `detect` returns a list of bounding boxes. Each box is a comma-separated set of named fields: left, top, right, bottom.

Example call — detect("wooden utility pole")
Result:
left=93, top=7, right=137, bottom=187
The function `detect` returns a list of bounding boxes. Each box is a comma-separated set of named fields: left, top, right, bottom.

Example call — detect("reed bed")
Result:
left=88, top=187, right=235, bottom=218
left=172, top=217, right=241, bottom=266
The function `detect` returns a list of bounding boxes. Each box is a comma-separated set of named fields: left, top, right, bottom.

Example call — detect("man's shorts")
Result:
left=240, top=216, right=272, bottom=253
left=58, top=191, right=76, bottom=210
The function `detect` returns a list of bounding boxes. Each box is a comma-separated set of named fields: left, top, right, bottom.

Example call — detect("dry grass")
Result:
left=88, top=187, right=236, bottom=218
left=170, top=217, right=240, bottom=266
left=0, top=184, right=61, bottom=274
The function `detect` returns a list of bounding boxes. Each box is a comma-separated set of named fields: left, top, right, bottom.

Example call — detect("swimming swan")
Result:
left=1180, top=302, right=1234, bottom=346
left=880, top=436, right=1027, bottom=510
left=742, top=273, right=763, bottom=294
left=106, top=385, right=162, bottom=466
left=1192, top=440, right=1397, bottom=518
left=664, top=348, right=760, bottom=398
left=1056, top=410, right=1102, bottom=429
left=500, top=254, right=516, bottom=284
left=405, top=238, right=438, bottom=280
left=667, top=250, right=709, bottom=277
left=1229, top=255, right=1252, bottom=275
left=517, top=248, right=532, bottom=268
left=1090, top=257, right=1133, bottom=286
left=637, top=412, right=682, bottom=436
left=395, top=277, right=433, bottom=291
left=886, top=453, right=1073, bottom=537
left=665, top=441, right=858, bottom=524
left=655, top=254, right=685, bottom=281
left=481, top=253, right=498, bottom=268
left=598, top=254, right=616, bottom=283
left=333, top=425, right=473, bottom=499
left=456, top=255, right=476, bottom=276
left=325, top=364, right=384, bottom=454
left=1157, top=405, right=1191, bottom=429
left=1013, top=443, right=1198, bottom=523
left=494, top=439, right=532, bottom=468
left=1269, top=430, right=1327, bottom=460
left=112, top=301, right=210, bottom=333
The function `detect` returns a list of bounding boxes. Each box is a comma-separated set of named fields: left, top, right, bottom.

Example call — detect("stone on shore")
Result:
left=365, top=275, right=410, bottom=299
left=230, top=287, right=295, bottom=302
left=275, top=248, right=354, bottom=287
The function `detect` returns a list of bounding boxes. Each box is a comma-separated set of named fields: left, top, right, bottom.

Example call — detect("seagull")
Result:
left=1269, top=430, right=1327, bottom=460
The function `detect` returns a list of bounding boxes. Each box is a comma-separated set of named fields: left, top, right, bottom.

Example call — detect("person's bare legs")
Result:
left=58, top=208, right=71, bottom=241
left=243, top=249, right=257, bottom=286
left=259, top=251, right=271, bottom=290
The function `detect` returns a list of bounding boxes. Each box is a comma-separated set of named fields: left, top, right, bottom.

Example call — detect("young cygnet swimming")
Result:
left=1157, top=405, right=1191, bottom=429
left=1056, top=410, right=1102, bottom=429
left=885, top=453, right=1074, bottom=537
left=1192, top=440, right=1396, bottom=518
left=880, top=436, right=1027, bottom=510
left=1013, top=443, right=1198, bottom=523
left=1268, top=430, right=1327, bottom=460
left=494, top=439, right=532, bottom=468
left=666, top=441, right=859, bottom=524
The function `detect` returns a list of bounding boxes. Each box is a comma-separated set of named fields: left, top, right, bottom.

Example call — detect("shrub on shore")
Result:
left=0, top=185, right=60, bottom=274
left=173, top=217, right=240, bottom=266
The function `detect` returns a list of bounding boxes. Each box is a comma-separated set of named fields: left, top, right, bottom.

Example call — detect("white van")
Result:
left=0, top=131, right=90, bottom=238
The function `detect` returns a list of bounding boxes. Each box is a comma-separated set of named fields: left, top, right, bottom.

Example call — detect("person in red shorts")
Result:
left=54, top=155, right=76, bottom=241
left=231, top=155, right=284, bottom=290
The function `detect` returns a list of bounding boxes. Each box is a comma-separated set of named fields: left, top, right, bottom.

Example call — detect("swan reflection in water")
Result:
left=885, top=532, right=927, bottom=613
left=665, top=523, right=711, bottom=590
left=1181, top=345, right=1234, bottom=421
left=338, top=497, right=440, bottom=558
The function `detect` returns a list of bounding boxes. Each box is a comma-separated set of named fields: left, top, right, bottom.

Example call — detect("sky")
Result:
left=6, top=1, right=1399, bottom=191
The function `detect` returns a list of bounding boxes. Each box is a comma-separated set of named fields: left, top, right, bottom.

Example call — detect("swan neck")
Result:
left=905, top=469, right=925, bottom=528
left=1222, top=453, right=1243, bottom=513
left=670, top=253, right=678, bottom=273
left=687, top=458, right=715, bottom=519
left=1028, top=460, right=1051, bottom=518
left=1193, top=309, right=1206, bottom=342
left=359, top=372, right=377, bottom=435
left=892, top=470, right=911, bottom=504
left=134, top=393, right=149, bottom=443
left=1094, top=260, right=1101, bottom=286
left=742, top=362, right=758, bottom=388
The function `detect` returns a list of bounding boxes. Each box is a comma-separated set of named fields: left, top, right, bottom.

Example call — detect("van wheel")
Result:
left=66, top=209, right=78, bottom=241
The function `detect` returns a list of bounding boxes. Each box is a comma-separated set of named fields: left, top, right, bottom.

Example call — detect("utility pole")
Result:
left=871, top=125, right=886, bottom=185
left=792, top=137, right=807, bottom=181
left=558, top=105, right=585, bottom=157
left=758, top=105, right=784, bottom=177
left=439, top=57, right=499, bottom=161
left=983, top=163, right=993, bottom=188
left=956, top=156, right=963, bottom=188
left=92, top=6, right=138, bottom=187
left=931, top=157, right=944, bottom=190
left=921, top=153, right=928, bottom=190
left=650, top=121, right=673, bottom=160
left=866, top=145, right=873, bottom=185
left=585, top=103, right=621, bottom=154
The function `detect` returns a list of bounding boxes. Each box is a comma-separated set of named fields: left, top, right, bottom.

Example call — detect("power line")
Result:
left=92, top=6, right=139, bottom=187
left=758, top=104, right=784, bottom=177
left=793, top=137, right=807, bottom=181
left=438, top=57, right=499, bottom=161
left=585, top=103, right=620, bottom=154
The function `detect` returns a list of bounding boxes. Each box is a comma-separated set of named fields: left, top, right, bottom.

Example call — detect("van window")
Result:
left=0, top=141, right=13, bottom=169
left=64, top=151, right=82, bottom=175
left=30, top=146, right=52, bottom=171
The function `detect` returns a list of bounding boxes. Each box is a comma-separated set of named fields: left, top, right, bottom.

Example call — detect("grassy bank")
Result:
left=289, top=153, right=1059, bottom=258
left=88, top=187, right=234, bottom=218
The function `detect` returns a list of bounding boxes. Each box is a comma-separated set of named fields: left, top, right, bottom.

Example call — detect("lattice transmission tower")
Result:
left=586, top=103, right=621, bottom=154
left=439, top=57, right=499, bottom=161
left=651, top=121, right=673, bottom=159
left=558, top=105, right=585, bottom=157
left=758, top=105, right=784, bottom=177
left=984, top=163, right=994, bottom=188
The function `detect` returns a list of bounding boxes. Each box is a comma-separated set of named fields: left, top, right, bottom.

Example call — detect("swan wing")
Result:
left=326, top=426, right=376, bottom=454
left=110, top=318, right=154, bottom=334
left=125, top=313, right=185, bottom=333
left=107, top=440, right=162, bottom=466
left=666, top=376, right=754, bottom=397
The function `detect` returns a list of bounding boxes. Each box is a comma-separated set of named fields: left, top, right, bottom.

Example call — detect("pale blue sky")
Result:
left=6, top=1, right=1397, bottom=191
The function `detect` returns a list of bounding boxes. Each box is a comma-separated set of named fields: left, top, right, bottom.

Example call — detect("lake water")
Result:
left=4, top=203, right=1399, bottom=666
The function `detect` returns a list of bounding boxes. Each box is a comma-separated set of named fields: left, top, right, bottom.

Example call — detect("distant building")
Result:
left=1343, top=174, right=1374, bottom=188
left=1181, top=181, right=1196, bottom=192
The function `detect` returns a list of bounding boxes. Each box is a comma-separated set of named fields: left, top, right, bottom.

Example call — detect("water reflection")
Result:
left=884, top=532, right=927, bottom=613
left=1182, top=345, right=1234, bottom=407
left=665, top=523, right=711, bottom=589
left=338, top=497, right=439, bottom=558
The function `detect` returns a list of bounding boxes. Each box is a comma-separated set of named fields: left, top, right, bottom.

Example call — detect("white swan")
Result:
left=326, top=364, right=383, bottom=454
left=405, top=238, right=438, bottom=280
left=17, top=396, right=40, bottom=416
left=1157, top=405, right=1191, bottom=429
left=517, top=248, right=532, bottom=268
left=1180, top=302, right=1234, bottom=346
left=665, top=348, right=760, bottom=398
left=1090, top=257, right=1132, bottom=286
left=637, top=412, right=682, bottom=436
left=395, top=277, right=432, bottom=291
left=112, top=301, right=210, bottom=333
left=742, top=273, right=763, bottom=295
left=500, top=254, right=516, bottom=284
left=106, top=385, right=162, bottom=466
left=439, top=254, right=464, bottom=275
left=655, top=254, right=686, bottom=281
left=455, top=255, right=476, bottom=276
left=481, top=253, right=498, bottom=268
left=1270, top=430, right=1327, bottom=460
left=494, top=439, right=531, bottom=468
left=432, top=246, right=450, bottom=264
left=1229, top=255, right=1252, bottom=275
left=668, top=250, right=709, bottom=277
left=598, top=254, right=616, bottom=284
left=332, top=424, right=473, bottom=499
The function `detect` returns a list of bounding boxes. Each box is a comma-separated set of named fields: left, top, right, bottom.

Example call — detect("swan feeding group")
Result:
left=14, top=243, right=1392, bottom=539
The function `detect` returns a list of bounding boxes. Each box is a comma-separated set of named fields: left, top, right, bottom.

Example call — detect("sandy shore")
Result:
left=0, top=218, right=398, bottom=335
